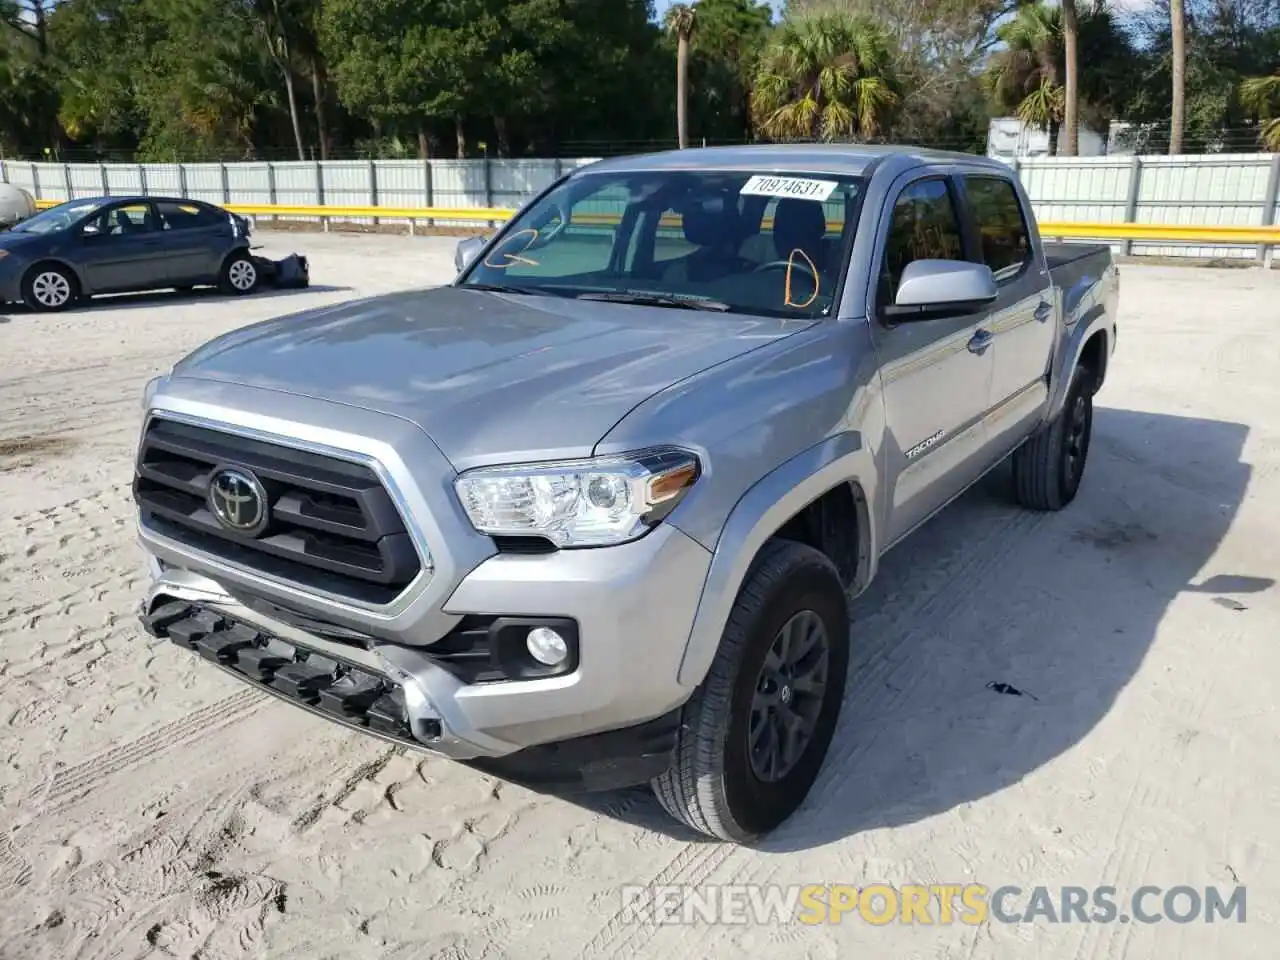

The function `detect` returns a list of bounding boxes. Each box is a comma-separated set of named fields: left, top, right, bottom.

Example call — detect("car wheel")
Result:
left=219, top=253, right=258, bottom=296
left=22, top=264, right=78, bottom=313
left=1012, top=362, right=1095, bottom=510
left=652, top=539, right=849, bottom=843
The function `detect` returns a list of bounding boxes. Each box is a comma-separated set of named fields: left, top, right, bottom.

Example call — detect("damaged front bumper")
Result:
left=140, top=569, right=684, bottom=792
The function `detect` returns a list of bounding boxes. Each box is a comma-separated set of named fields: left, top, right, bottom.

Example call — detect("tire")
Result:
left=219, top=252, right=258, bottom=296
left=1012, top=362, right=1095, bottom=511
left=652, top=539, right=850, bottom=843
left=22, top=264, right=78, bottom=313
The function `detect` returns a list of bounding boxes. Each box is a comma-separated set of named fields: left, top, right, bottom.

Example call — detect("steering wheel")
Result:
left=753, top=259, right=818, bottom=280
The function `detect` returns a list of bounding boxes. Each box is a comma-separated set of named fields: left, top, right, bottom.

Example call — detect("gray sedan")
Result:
left=0, top=195, right=257, bottom=311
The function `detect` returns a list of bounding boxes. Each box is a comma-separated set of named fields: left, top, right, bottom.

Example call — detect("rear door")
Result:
left=868, top=174, right=997, bottom=547
left=956, top=173, right=1055, bottom=453
left=155, top=200, right=234, bottom=284
left=75, top=201, right=170, bottom=293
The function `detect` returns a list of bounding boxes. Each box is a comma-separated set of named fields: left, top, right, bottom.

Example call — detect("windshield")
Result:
left=12, top=198, right=107, bottom=235
left=458, top=169, right=865, bottom=319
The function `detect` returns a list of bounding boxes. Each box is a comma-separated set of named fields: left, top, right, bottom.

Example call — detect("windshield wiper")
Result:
left=575, top=291, right=731, bottom=312
left=461, top=281, right=558, bottom=297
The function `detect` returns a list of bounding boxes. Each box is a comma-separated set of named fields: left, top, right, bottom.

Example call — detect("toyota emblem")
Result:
left=208, top=467, right=269, bottom=536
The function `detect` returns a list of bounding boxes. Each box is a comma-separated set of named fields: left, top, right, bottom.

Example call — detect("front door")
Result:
left=958, top=173, right=1056, bottom=454
left=76, top=201, right=170, bottom=293
left=868, top=175, right=998, bottom=547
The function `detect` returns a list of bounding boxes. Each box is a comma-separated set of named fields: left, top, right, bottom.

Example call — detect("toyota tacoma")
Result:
left=134, top=145, right=1117, bottom=842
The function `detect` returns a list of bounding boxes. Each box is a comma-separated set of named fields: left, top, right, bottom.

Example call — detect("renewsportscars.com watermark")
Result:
left=619, top=883, right=1247, bottom=926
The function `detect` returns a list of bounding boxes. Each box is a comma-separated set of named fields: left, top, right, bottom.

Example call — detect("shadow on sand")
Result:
left=559, top=405, right=1258, bottom=847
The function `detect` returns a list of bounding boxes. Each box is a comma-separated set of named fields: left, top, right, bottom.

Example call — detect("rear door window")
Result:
left=963, top=176, right=1032, bottom=280
left=156, top=201, right=224, bottom=231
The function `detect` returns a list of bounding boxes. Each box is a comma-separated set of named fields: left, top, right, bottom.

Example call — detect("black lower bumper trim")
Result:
left=142, top=599, right=416, bottom=744
left=142, top=596, right=679, bottom=793
left=463, top=709, right=681, bottom=794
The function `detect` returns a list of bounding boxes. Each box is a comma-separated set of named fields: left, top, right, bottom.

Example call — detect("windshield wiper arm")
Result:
left=461, top=281, right=556, bottom=297
left=575, top=291, right=731, bottom=312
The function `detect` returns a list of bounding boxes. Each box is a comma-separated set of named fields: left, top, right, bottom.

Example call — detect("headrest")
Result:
left=772, top=198, right=827, bottom=259
left=682, top=192, right=740, bottom=247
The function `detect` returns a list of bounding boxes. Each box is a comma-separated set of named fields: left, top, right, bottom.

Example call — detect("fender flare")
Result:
left=675, top=430, right=878, bottom=687
left=1045, top=287, right=1115, bottom=422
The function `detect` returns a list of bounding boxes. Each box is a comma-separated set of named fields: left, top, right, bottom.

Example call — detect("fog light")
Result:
left=526, top=626, right=569, bottom=666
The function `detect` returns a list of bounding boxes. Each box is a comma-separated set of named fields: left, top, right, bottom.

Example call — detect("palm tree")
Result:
left=1170, top=0, right=1185, bottom=154
left=1061, top=0, right=1079, bottom=156
left=750, top=13, right=901, bottom=142
left=665, top=3, right=697, bottom=149
left=985, top=3, right=1065, bottom=153
left=1240, top=72, right=1280, bottom=152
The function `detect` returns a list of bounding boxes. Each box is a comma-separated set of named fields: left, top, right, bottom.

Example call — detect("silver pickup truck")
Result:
left=134, top=145, right=1117, bottom=843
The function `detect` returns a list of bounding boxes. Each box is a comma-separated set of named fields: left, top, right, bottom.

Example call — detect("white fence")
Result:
left=1012, top=153, right=1280, bottom=261
left=2, top=152, right=1278, bottom=261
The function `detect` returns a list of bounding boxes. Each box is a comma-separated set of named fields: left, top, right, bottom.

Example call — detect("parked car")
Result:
left=134, top=145, right=1118, bottom=843
left=0, top=195, right=257, bottom=311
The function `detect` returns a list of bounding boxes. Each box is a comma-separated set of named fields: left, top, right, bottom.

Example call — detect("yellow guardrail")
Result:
left=27, top=198, right=1280, bottom=244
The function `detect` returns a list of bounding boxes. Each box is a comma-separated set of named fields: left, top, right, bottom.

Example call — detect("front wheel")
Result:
left=219, top=253, right=258, bottom=296
left=1012, top=362, right=1095, bottom=510
left=22, top=264, right=78, bottom=312
left=652, top=539, right=849, bottom=842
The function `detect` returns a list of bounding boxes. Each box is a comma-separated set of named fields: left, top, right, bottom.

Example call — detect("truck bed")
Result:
left=1043, top=241, right=1112, bottom=273
left=1044, top=241, right=1115, bottom=327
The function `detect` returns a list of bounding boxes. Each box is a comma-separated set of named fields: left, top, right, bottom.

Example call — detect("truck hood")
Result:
left=173, top=286, right=810, bottom=470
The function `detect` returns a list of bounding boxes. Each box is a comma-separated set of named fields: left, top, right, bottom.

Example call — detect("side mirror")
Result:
left=81, top=222, right=102, bottom=238
left=455, top=236, right=486, bottom=273
left=884, top=260, right=998, bottom=321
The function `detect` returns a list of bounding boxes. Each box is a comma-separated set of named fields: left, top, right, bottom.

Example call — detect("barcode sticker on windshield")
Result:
left=740, top=175, right=838, bottom=201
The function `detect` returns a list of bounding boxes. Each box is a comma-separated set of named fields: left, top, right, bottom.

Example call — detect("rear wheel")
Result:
left=219, top=253, right=258, bottom=296
left=22, top=264, right=78, bottom=313
left=652, top=539, right=849, bottom=842
left=1012, top=362, right=1095, bottom=510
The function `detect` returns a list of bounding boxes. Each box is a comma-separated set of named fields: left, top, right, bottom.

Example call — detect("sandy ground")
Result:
left=1, top=234, right=1278, bottom=959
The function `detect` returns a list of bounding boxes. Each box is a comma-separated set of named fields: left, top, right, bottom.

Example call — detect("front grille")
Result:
left=134, top=419, right=423, bottom=604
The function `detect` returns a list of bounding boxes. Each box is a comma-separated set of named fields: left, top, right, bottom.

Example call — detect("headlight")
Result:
left=455, top=447, right=700, bottom=548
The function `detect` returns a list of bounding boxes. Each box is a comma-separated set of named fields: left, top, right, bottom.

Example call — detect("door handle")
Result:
left=967, top=329, right=993, bottom=355
left=1033, top=300, right=1053, bottom=322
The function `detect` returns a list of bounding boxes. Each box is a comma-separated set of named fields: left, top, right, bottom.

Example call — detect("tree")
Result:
left=322, top=0, right=499, bottom=158
left=687, top=0, right=772, bottom=141
left=1240, top=72, right=1280, bottom=150
left=984, top=2, right=1131, bottom=155
left=986, top=3, right=1063, bottom=150
left=788, top=0, right=1016, bottom=153
left=1170, top=0, right=1186, bottom=153
left=751, top=12, right=900, bottom=142
left=664, top=3, right=696, bottom=149
left=1060, top=0, right=1079, bottom=155
left=240, top=0, right=307, bottom=160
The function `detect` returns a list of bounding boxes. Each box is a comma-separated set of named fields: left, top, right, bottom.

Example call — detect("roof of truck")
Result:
left=581, top=143, right=1009, bottom=178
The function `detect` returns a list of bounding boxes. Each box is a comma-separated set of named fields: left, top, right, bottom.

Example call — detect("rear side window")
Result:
left=879, top=179, right=965, bottom=305
left=156, top=201, right=224, bottom=231
left=964, top=176, right=1031, bottom=280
